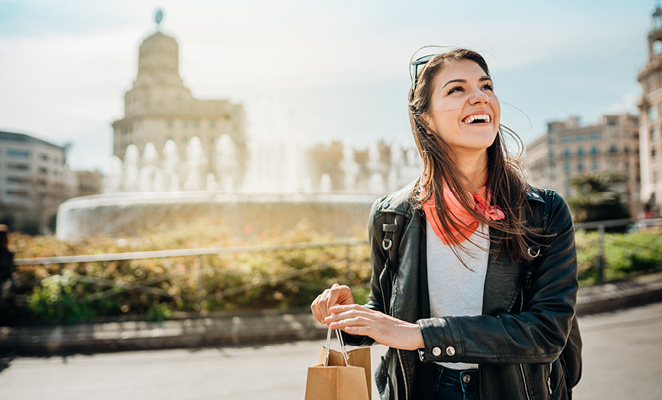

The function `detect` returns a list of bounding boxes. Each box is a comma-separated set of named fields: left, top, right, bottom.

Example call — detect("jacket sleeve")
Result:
left=417, top=191, right=578, bottom=364
left=342, top=197, right=389, bottom=347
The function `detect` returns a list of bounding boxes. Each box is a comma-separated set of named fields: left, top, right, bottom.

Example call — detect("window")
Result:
left=562, top=137, right=573, bottom=143
left=590, top=132, right=602, bottom=140
left=564, top=149, right=571, bottom=158
left=606, top=119, right=617, bottom=127
left=38, top=167, right=48, bottom=174
left=7, top=163, right=29, bottom=171
left=649, top=106, right=656, bottom=122
left=6, top=148, right=29, bottom=158
left=40, top=153, right=49, bottom=161
left=653, top=149, right=657, bottom=159
left=591, top=146, right=599, bottom=155
left=652, top=129, right=658, bottom=141
left=577, top=148, right=584, bottom=156
left=6, top=190, right=29, bottom=198
left=564, top=162, right=571, bottom=172
left=577, top=162, right=584, bottom=171
left=5, top=176, right=26, bottom=184
left=609, top=145, right=618, bottom=154
left=576, top=135, right=585, bottom=142
left=591, top=160, right=599, bottom=170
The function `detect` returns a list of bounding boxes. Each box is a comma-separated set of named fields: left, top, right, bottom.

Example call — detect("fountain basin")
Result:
left=56, top=192, right=377, bottom=240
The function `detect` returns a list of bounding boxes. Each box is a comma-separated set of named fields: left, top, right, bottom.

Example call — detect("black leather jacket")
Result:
left=345, top=183, right=578, bottom=400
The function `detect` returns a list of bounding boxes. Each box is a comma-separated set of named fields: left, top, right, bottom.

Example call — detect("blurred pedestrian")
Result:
left=0, top=224, right=16, bottom=299
left=311, top=48, right=580, bottom=400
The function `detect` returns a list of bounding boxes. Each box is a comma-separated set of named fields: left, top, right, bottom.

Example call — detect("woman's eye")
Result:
left=482, top=83, right=494, bottom=91
left=447, top=86, right=464, bottom=95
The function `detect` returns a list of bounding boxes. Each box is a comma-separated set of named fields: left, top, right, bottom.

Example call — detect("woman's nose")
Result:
left=469, top=87, right=489, bottom=104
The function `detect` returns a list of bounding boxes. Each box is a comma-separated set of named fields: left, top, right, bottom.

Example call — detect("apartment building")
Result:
left=525, top=115, right=640, bottom=217
left=0, top=131, right=77, bottom=232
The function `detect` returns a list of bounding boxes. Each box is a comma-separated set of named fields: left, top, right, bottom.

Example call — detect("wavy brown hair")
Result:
left=408, top=48, right=534, bottom=262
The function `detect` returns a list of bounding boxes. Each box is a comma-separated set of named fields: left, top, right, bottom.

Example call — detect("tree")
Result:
left=567, top=173, right=630, bottom=223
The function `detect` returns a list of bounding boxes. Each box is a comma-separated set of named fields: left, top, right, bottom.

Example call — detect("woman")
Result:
left=0, top=225, right=15, bottom=299
left=311, top=48, right=579, bottom=400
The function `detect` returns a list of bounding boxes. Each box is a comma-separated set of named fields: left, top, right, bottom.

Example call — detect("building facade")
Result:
left=637, top=6, right=662, bottom=217
left=0, top=131, right=77, bottom=232
left=112, top=26, right=247, bottom=191
left=75, top=170, right=103, bottom=197
left=525, top=115, right=640, bottom=217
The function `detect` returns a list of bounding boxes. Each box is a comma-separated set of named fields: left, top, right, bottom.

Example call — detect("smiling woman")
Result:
left=311, top=48, right=581, bottom=400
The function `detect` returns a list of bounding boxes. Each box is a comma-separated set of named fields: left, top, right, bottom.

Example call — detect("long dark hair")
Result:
left=408, top=48, right=534, bottom=262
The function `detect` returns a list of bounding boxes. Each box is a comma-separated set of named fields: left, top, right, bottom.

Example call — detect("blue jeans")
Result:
left=432, top=365, right=479, bottom=400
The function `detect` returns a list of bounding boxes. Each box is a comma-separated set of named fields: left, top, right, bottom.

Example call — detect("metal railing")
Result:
left=12, top=238, right=370, bottom=322
left=10, top=217, right=662, bottom=320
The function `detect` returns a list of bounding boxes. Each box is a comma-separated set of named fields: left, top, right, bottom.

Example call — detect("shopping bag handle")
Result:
left=323, top=327, right=351, bottom=367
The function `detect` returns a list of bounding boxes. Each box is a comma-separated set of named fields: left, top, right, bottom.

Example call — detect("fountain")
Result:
left=55, top=18, right=424, bottom=241
left=55, top=99, right=403, bottom=240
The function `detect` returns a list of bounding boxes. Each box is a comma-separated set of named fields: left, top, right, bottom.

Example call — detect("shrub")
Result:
left=7, top=218, right=370, bottom=324
left=575, top=231, right=662, bottom=285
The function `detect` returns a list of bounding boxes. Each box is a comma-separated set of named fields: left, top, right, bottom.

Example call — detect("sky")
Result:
left=0, top=0, right=654, bottom=173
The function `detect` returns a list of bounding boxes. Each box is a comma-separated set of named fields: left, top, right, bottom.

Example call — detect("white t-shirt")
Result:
left=426, top=220, right=489, bottom=370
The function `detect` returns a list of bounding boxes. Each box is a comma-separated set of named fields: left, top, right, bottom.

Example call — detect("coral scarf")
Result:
left=422, top=181, right=505, bottom=245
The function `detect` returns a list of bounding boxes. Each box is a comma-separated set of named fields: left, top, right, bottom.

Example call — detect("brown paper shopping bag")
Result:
left=317, top=346, right=372, bottom=399
left=304, top=328, right=371, bottom=400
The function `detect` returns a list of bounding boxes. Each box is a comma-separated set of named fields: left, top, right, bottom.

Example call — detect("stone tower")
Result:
left=112, top=11, right=246, bottom=191
left=637, top=5, right=662, bottom=217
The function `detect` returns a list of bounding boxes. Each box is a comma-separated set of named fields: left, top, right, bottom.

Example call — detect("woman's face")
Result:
left=422, top=59, right=501, bottom=157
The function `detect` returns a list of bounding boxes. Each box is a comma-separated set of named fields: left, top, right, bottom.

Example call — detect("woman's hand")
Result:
left=324, top=304, right=424, bottom=351
left=310, top=283, right=355, bottom=324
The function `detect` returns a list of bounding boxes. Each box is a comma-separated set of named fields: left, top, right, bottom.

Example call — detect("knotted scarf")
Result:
left=422, top=180, right=505, bottom=245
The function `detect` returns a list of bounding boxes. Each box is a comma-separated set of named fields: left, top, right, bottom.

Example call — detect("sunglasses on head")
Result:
left=409, top=45, right=454, bottom=94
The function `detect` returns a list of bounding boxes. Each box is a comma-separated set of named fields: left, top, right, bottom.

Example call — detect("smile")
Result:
left=462, top=114, right=491, bottom=124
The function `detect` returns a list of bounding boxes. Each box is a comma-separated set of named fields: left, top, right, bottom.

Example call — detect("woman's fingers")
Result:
left=323, top=304, right=424, bottom=350
left=310, top=294, right=325, bottom=324
left=310, top=284, right=354, bottom=325
left=324, top=305, right=376, bottom=329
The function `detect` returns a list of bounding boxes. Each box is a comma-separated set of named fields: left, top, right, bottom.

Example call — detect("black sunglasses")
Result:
left=409, top=45, right=454, bottom=94
left=410, top=55, right=436, bottom=93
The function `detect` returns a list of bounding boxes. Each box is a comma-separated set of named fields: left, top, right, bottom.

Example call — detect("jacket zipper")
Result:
left=519, top=364, right=532, bottom=400
left=396, top=349, right=409, bottom=400
left=547, top=362, right=553, bottom=395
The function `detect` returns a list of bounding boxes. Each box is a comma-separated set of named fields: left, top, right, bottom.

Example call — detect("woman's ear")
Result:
left=420, top=113, right=434, bottom=134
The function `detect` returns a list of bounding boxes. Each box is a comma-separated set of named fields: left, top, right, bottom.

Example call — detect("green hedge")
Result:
left=3, top=219, right=371, bottom=324
left=575, top=230, right=662, bottom=285
left=3, top=220, right=660, bottom=324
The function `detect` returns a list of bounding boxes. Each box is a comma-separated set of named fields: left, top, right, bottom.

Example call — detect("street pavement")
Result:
left=1, top=302, right=661, bottom=399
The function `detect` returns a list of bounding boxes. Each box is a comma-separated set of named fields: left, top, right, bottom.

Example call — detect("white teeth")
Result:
left=463, top=114, right=491, bottom=124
